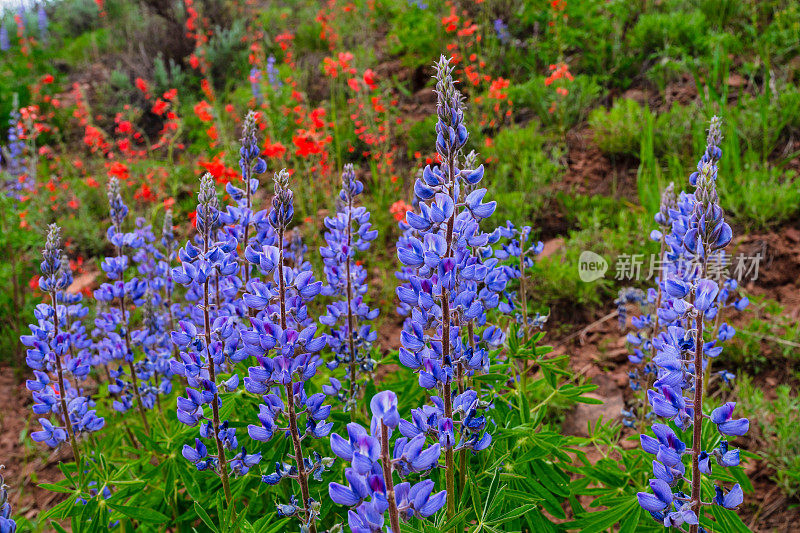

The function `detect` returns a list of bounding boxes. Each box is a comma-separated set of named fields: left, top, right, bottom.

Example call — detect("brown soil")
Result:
left=0, top=367, right=70, bottom=523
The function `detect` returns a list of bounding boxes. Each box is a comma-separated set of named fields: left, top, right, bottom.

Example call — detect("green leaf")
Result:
left=563, top=496, right=639, bottom=533
left=38, top=482, right=74, bottom=494
left=519, top=385, right=531, bottom=423
left=482, top=468, right=502, bottom=519
left=107, top=502, right=170, bottom=523
left=468, top=470, right=482, bottom=516
left=50, top=521, right=69, bottom=533
left=472, top=373, right=509, bottom=383
left=708, top=505, right=751, bottom=533
left=438, top=507, right=471, bottom=532
left=486, top=503, right=536, bottom=525
left=617, top=503, right=642, bottom=533
left=41, top=495, right=81, bottom=520
left=193, top=501, right=220, bottom=533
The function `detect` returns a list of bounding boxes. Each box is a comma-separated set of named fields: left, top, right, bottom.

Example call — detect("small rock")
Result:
left=785, top=227, right=800, bottom=243
left=561, top=391, right=624, bottom=437
left=727, top=73, right=746, bottom=88
left=540, top=238, right=564, bottom=259
left=605, top=347, right=629, bottom=363
left=68, top=271, right=98, bottom=294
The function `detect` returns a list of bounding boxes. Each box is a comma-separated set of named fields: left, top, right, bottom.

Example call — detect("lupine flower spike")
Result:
left=635, top=117, right=748, bottom=532
left=320, top=164, right=379, bottom=417
left=396, top=56, right=498, bottom=525
left=243, top=169, right=331, bottom=533
left=171, top=173, right=243, bottom=514
left=23, top=225, right=105, bottom=461
left=93, top=177, right=151, bottom=434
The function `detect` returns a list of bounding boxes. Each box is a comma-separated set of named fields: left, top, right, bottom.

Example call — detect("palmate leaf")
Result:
left=41, top=494, right=81, bottom=521
left=562, top=495, right=640, bottom=532
left=107, top=501, right=171, bottom=523
left=485, top=503, right=537, bottom=526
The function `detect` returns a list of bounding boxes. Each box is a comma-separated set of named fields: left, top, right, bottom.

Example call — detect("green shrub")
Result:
left=628, top=10, right=709, bottom=58
left=654, top=102, right=701, bottom=157
left=484, top=122, right=563, bottom=225
left=739, top=377, right=800, bottom=497
left=721, top=297, right=800, bottom=373
left=386, top=6, right=443, bottom=70
left=718, top=119, right=800, bottom=230
left=508, top=74, right=602, bottom=134
left=588, top=98, right=646, bottom=157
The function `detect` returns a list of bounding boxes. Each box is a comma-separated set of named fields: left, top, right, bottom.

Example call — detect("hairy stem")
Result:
left=689, top=259, right=709, bottom=533
left=51, top=293, right=80, bottom=464
left=277, top=226, right=316, bottom=533
left=344, top=196, right=358, bottom=420
left=441, top=155, right=457, bottom=525
left=117, top=296, right=150, bottom=436
left=380, top=421, right=402, bottom=533
left=203, top=229, right=234, bottom=516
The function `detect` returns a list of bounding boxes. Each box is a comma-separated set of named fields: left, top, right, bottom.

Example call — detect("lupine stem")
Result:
left=441, top=156, right=457, bottom=525
left=202, top=228, right=234, bottom=516
left=277, top=225, right=316, bottom=533
left=117, top=297, right=150, bottom=436
left=286, top=382, right=315, bottom=533
left=689, top=310, right=704, bottom=533
left=344, top=194, right=358, bottom=421
left=689, top=259, right=709, bottom=533
left=50, top=292, right=80, bottom=465
left=518, top=235, right=529, bottom=342
left=380, top=421, right=402, bottom=533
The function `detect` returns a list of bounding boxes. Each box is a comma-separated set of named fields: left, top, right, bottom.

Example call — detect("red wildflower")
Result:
left=390, top=200, right=413, bottom=222
left=194, top=100, right=214, bottom=122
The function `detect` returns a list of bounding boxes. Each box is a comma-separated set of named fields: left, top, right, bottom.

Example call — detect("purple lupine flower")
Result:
left=495, top=221, right=547, bottom=334
left=241, top=167, right=331, bottom=532
left=630, top=117, right=749, bottom=528
left=91, top=177, right=153, bottom=435
left=126, top=216, right=178, bottom=409
left=396, top=57, right=502, bottom=520
left=22, top=225, right=104, bottom=460
left=249, top=68, right=263, bottom=104
left=3, top=96, right=31, bottom=196
left=494, top=19, right=510, bottom=44
left=713, top=484, right=743, bottom=509
left=320, top=164, right=379, bottom=413
left=266, top=55, right=282, bottom=88
left=0, top=467, right=17, bottom=533
left=329, top=391, right=446, bottom=531
left=169, top=172, right=246, bottom=516
left=37, top=5, right=47, bottom=43
left=0, top=24, right=9, bottom=52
